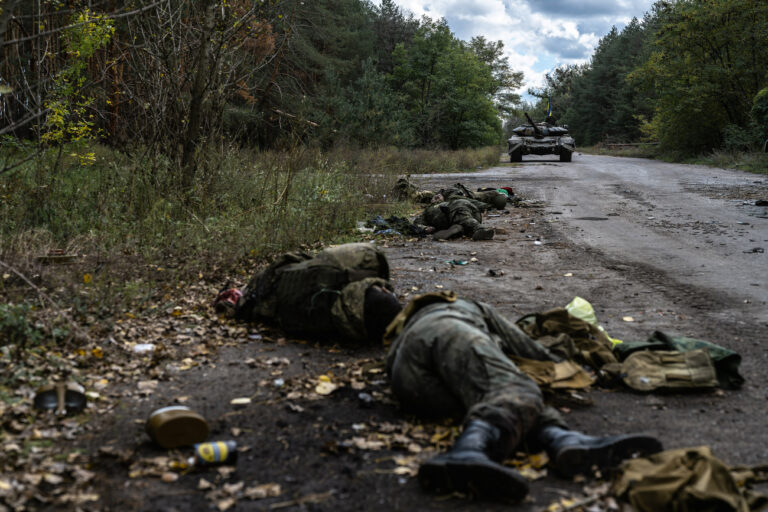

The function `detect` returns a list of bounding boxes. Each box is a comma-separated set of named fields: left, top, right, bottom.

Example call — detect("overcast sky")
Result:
left=391, top=0, right=656, bottom=100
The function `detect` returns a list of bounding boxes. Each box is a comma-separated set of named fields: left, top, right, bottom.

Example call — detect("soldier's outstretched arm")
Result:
left=477, top=302, right=562, bottom=362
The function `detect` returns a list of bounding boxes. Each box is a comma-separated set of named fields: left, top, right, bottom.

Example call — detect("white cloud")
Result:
left=391, top=0, right=654, bottom=99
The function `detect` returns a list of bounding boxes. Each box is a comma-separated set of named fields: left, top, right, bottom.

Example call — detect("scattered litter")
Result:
left=564, top=272, right=573, bottom=277
left=487, top=269, right=504, bottom=277
left=36, top=249, right=80, bottom=264
left=273, top=378, right=285, bottom=387
left=534, top=241, right=543, bottom=245
left=146, top=406, right=210, bottom=449
left=230, top=397, right=251, bottom=408
left=192, top=441, right=238, bottom=466
left=356, top=221, right=374, bottom=233
left=132, top=343, right=156, bottom=355
left=358, top=392, right=374, bottom=407
left=445, top=259, right=468, bottom=265
left=244, top=482, right=281, bottom=499
left=564, top=297, right=623, bottom=345
left=743, top=247, right=764, bottom=253
left=33, top=382, right=87, bottom=415
left=366, top=215, right=427, bottom=237
left=622, top=316, right=635, bottom=322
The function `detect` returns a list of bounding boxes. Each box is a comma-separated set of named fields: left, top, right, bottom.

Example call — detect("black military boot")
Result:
left=539, top=425, right=663, bottom=478
left=418, top=419, right=529, bottom=502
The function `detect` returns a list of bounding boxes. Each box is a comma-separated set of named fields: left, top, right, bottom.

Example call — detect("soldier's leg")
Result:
left=449, top=206, right=482, bottom=236
left=450, top=206, right=493, bottom=240
left=389, top=317, right=539, bottom=501
left=388, top=316, right=545, bottom=456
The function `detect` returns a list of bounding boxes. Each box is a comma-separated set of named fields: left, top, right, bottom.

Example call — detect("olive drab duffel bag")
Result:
left=620, top=349, right=718, bottom=392
left=613, top=330, right=744, bottom=389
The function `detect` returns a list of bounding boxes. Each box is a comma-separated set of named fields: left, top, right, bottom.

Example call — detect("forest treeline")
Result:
left=2, top=0, right=767, bottom=175
left=0, top=0, right=520, bottom=179
left=528, top=0, right=768, bottom=155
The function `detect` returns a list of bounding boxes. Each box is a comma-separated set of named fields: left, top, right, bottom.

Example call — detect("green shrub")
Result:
left=0, top=303, right=42, bottom=348
left=751, top=86, right=768, bottom=141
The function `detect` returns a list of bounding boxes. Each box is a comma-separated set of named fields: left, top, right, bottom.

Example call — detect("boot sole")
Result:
left=418, top=458, right=529, bottom=502
left=554, top=435, right=663, bottom=478
left=471, top=229, right=494, bottom=241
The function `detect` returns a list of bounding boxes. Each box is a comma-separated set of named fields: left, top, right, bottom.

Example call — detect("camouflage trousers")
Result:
left=386, top=309, right=567, bottom=456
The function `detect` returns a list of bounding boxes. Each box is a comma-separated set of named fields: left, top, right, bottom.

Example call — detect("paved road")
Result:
left=412, top=151, right=768, bottom=476
left=515, top=154, right=768, bottom=323
left=429, top=153, right=768, bottom=324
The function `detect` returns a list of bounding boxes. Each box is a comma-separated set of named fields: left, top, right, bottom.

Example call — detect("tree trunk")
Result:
left=180, top=0, right=217, bottom=192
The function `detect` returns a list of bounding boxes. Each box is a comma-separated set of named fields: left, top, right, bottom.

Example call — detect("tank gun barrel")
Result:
left=524, top=112, right=541, bottom=137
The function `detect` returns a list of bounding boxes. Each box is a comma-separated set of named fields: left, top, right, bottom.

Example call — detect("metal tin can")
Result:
left=193, top=441, right=238, bottom=466
left=145, top=406, right=210, bottom=449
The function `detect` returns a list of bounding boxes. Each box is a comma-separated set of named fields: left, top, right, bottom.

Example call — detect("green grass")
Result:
left=0, top=142, right=499, bottom=324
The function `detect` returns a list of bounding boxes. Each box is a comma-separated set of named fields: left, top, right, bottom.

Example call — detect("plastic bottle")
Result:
left=191, top=441, right=238, bottom=466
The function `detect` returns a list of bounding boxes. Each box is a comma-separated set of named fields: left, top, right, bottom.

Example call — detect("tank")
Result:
left=507, top=113, right=575, bottom=162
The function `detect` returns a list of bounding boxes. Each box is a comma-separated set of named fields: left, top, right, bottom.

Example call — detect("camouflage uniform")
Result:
left=385, top=295, right=568, bottom=454
left=416, top=198, right=490, bottom=237
left=439, top=183, right=507, bottom=210
left=438, top=183, right=475, bottom=201
left=394, top=177, right=434, bottom=203
left=235, top=243, right=391, bottom=342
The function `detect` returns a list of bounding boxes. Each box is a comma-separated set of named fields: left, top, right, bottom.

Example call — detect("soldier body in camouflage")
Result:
left=234, top=243, right=399, bottom=343
left=437, top=183, right=508, bottom=210
left=384, top=293, right=663, bottom=502
left=416, top=198, right=495, bottom=240
left=386, top=296, right=567, bottom=444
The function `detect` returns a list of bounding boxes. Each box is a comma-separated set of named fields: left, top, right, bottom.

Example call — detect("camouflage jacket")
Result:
left=236, top=243, right=391, bottom=342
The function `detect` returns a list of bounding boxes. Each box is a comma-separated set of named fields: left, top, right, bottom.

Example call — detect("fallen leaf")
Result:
left=315, top=380, right=338, bottom=395
left=137, top=380, right=158, bottom=394
left=223, top=481, right=244, bottom=495
left=161, top=472, right=178, bottom=483
left=217, top=497, right=236, bottom=511
left=44, top=473, right=64, bottom=485
left=350, top=437, right=386, bottom=450
left=217, top=467, right=236, bottom=479
left=243, top=482, right=281, bottom=499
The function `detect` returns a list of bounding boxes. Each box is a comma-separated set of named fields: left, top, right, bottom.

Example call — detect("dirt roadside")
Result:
left=6, top=154, right=768, bottom=511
